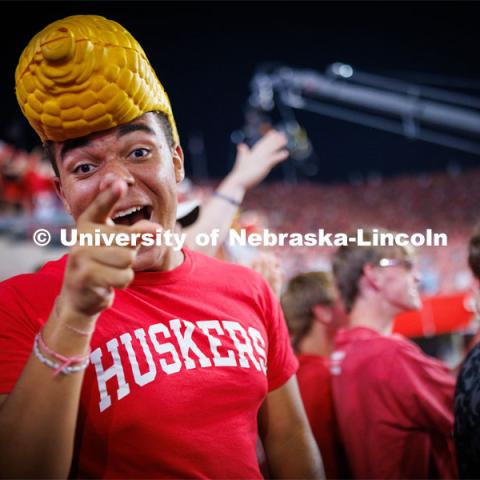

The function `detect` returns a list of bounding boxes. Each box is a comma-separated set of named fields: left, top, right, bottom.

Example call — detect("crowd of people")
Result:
left=0, top=140, right=70, bottom=239
left=241, top=171, right=479, bottom=296
left=0, top=12, right=478, bottom=480
left=280, top=228, right=472, bottom=478
left=0, top=142, right=56, bottom=215
left=1, top=137, right=477, bottom=296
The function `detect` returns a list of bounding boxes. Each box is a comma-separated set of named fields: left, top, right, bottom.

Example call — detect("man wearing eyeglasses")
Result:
left=330, top=228, right=457, bottom=479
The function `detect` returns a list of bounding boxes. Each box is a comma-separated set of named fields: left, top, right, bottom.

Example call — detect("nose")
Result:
left=98, top=160, right=135, bottom=191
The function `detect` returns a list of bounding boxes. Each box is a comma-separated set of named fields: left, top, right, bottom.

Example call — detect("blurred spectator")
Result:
left=0, top=141, right=71, bottom=236
left=23, top=148, right=56, bottom=217
left=331, top=228, right=457, bottom=478
left=281, top=271, right=349, bottom=478
left=251, top=253, right=284, bottom=297
left=0, top=149, right=29, bottom=213
left=454, top=223, right=480, bottom=478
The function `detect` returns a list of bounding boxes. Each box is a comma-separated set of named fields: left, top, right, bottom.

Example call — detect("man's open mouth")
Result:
left=112, top=206, right=152, bottom=226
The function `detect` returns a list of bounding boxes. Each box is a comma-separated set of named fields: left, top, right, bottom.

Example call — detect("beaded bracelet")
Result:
left=33, top=332, right=90, bottom=376
left=213, top=191, right=242, bottom=207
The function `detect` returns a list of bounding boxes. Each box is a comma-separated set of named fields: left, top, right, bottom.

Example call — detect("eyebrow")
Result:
left=59, top=123, right=156, bottom=161
left=60, top=137, right=91, bottom=162
left=116, top=123, right=156, bottom=137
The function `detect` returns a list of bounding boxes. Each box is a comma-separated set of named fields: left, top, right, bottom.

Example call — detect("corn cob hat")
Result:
left=15, top=15, right=179, bottom=144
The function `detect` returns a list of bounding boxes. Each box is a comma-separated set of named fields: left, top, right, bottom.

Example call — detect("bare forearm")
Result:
left=263, top=425, right=325, bottom=479
left=0, top=307, right=94, bottom=478
left=184, top=176, right=245, bottom=256
left=259, top=377, right=325, bottom=480
left=183, top=131, right=288, bottom=256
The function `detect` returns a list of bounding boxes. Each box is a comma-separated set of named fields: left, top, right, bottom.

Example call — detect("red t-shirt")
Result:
left=331, top=326, right=457, bottom=479
left=0, top=249, right=298, bottom=479
left=296, top=354, right=348, bottom=479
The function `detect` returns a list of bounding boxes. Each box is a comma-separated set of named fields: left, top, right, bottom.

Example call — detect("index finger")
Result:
left=254, top=131, right=288, bottom=155
left=79, top=179, right=127, bottom=225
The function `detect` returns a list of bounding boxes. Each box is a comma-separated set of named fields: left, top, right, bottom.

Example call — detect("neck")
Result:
left=162, top=248, right=184, bottom=271
left=136, top=246, right=185, bottom=272
left=348, top=296, right=394, bottom=335
left=297, top=323, right=334, bottom=357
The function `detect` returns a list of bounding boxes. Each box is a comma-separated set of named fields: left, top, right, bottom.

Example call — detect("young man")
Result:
left=281, top=271, right=349, bottom=478
left=0, top=15, right=323, bottom=479
left=454, top=224, right=480, bottom=478
left=331, top=228, right=457, bottom=479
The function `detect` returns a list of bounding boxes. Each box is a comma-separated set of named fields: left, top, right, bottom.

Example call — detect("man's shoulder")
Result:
left=458, top=343, right=480, bottom=389
left=332, top=328, right=421, bottom=381
left=364, top=333, right=438, bottom=370
left=336, top=327, right=398, bottom=354
left=389, top=333, right=441, bottom=363
left=343, top=328, right=421, bottom=353
left=455, top=343, right=480, bottom=454
left=0, top=255, right=67, bottom=296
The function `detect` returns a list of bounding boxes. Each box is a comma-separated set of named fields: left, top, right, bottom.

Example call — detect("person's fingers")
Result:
left=254, top=136, right=288, bottom=159
left=76, top=261, right=135, bottom=290
left=79, top=179, right=127, bottom=225
left=262, top=149, right=290, bottom=167
left=257, top=150, right=290, bottom=173
left=237, top=143, right=250, bottom=155
left=96, top=264, right=135, bottom=290
left=236, top=143, right=250, bottom=162
left=88, top=247, right=137, bottom=269
left=76, top=223, right=145, bottom=249
left=73, top=220, right=163, bottom=251
left=259, top=130, right=288, bottom=149
left=127, top=220, right=163, bottom=249
left=130, top=220, right=162, bottom=236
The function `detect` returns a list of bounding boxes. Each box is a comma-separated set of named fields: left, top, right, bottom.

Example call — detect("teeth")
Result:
left=113, top=206, right=143, bottom=219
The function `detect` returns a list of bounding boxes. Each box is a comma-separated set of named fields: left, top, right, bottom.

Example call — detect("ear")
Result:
left=172, top=144, right=185, bottom=184
left=53, top=177, right=71, bottom=215
left=312, top=304, right=333, bottom=326
left=362, top=263, right=381, bottom=291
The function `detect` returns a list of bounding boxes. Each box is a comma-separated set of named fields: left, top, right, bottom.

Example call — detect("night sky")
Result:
left=1, top=1, right=479, bottom=182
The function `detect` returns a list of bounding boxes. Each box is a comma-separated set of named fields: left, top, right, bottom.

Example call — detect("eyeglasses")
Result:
left=377, top=258, right=415, bottom=271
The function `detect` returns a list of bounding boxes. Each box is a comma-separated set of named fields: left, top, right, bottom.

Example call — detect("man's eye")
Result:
left=73, top=164, right=94, bottom=174
left=130, top=148, right=150, bottom=159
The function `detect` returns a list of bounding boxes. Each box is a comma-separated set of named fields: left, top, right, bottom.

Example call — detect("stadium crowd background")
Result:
left=0, top=141, right=478, bottom=296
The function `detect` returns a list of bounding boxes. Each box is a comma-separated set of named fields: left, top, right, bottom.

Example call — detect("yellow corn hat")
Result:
left=15, top=15, right=179, bottom=144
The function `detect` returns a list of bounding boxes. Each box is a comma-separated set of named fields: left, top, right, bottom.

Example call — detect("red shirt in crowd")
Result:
left=331, top=326, right=457, bottom=479
left=296, top=354, right=349, bottom=478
